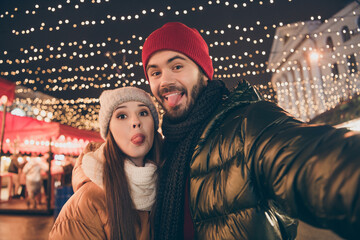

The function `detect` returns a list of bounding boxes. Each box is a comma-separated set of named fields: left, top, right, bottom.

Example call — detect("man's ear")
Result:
left=203, top=74, right=209, bottom=85
left=199, top=66, right=209, bottom=84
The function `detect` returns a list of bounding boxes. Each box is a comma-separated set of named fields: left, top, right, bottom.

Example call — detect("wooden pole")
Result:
left=0, top=98, right=8, bottom=172
left=46, top=138, right=52, bottom=212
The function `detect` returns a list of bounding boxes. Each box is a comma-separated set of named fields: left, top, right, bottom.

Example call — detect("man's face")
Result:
left=146, top=50, right=208, bottom=121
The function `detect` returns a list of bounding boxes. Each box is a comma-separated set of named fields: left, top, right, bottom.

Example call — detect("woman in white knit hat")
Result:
left=49, top=87, right=162, bottom=240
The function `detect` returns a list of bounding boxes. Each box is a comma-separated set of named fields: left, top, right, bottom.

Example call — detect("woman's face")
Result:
left=109, top=101, right=154, bottom=164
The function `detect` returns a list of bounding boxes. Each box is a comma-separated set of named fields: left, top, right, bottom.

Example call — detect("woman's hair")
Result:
left=103, top=128, right=162, bottom=240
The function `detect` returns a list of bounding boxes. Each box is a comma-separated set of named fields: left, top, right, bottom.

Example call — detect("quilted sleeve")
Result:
left=242, top=100, right=360, bottom=240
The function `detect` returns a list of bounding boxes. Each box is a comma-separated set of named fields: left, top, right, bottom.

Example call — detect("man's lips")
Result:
left=131, top=133, right=145, bottom=145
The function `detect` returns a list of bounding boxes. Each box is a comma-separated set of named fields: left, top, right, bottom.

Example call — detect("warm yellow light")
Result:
left=309, top=51, right=319, bottom=62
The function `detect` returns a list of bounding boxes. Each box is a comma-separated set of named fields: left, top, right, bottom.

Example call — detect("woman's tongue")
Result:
left=166, top=93, right=182, bottom=107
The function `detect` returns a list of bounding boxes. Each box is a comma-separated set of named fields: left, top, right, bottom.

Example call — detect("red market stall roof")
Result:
left=0, top=77, right=15, bottom=105
left=0, top=111, right=103, bottom=155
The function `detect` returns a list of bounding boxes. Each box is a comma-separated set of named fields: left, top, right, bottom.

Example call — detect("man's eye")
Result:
left=151, top=71, right=160, bottom=76
left=173, top=65, right=182, bottom=70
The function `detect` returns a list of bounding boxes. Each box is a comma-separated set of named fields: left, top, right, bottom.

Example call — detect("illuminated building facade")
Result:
left=268, top=2, right=360, bottom=121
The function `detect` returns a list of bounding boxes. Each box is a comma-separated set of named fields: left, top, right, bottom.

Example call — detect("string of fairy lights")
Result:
left=1, top=0, right=275, bottom=36
left=3, top=35, right=357, bottom=83
left=0, top=0, right=359, bottom=130
left=1, top=17, right=357, bottom=68
left=12, top=81, right=274, bottom=130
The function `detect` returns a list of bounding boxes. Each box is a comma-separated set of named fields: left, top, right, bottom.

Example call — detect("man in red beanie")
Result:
left=142, top=22, right=360, bottom=240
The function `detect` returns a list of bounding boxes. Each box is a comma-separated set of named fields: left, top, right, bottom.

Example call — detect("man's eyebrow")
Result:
left=167, top=55, right=186, bottom=63
left=146, top=64, right=157, bottom=72
left=146, top=55, right=187, bottom=72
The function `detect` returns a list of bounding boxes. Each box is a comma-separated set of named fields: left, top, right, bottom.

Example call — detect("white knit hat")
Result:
left=99, top=87, right=159, bottom=140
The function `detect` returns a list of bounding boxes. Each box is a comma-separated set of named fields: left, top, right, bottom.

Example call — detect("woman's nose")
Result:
left=132, top=116, right=141, bottom=128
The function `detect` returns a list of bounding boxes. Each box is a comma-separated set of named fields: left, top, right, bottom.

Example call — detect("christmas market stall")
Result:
left=0, top=112, right=103, bottom=214
left=0, top=111, right=102, bottom=155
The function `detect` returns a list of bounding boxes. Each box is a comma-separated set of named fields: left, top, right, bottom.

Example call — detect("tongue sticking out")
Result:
left=132, top=135, right=145, bottom=145
left=166, top=94, right=182, bottom=107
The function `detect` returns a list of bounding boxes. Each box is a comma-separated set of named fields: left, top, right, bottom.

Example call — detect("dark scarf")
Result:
left=154, top=80, right=229, bottom=239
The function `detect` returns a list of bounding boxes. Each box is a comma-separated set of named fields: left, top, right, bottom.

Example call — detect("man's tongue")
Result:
left=166, top=93, right=182, bottom=107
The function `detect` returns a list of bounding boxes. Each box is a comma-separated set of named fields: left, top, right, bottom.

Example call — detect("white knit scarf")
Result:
left=81, top=143, right=157, bottom=211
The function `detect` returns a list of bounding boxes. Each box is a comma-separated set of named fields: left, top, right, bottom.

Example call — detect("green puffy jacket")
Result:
left=189, top=81, right=360, bottom=239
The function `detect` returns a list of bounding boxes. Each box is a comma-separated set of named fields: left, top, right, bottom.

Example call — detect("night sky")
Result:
left=0, top=0, right=353, bottom=100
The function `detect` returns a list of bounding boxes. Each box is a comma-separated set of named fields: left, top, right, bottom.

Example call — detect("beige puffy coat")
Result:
left=49, top=143, right=151, bottom=240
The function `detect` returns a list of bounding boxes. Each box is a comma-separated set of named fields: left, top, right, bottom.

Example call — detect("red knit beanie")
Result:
left=142, top=22, right=213, bottom=80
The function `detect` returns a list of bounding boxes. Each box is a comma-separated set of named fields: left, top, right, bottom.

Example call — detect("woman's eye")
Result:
left=140, top=110, right=149, bottom=116
left=117, top=114, right=127, bottom=119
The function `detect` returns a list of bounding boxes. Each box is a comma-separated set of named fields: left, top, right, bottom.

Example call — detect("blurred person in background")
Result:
left=22, top=156, right=48, bottom=208
left=61, top=155, right=75, bottom=186
left=40, top=153, right=50, bottom=198
left=7, top=153, right=26, bottom=199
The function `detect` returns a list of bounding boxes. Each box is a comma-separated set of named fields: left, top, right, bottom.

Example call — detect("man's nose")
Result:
left=159, top=70, right=175, bottom=88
